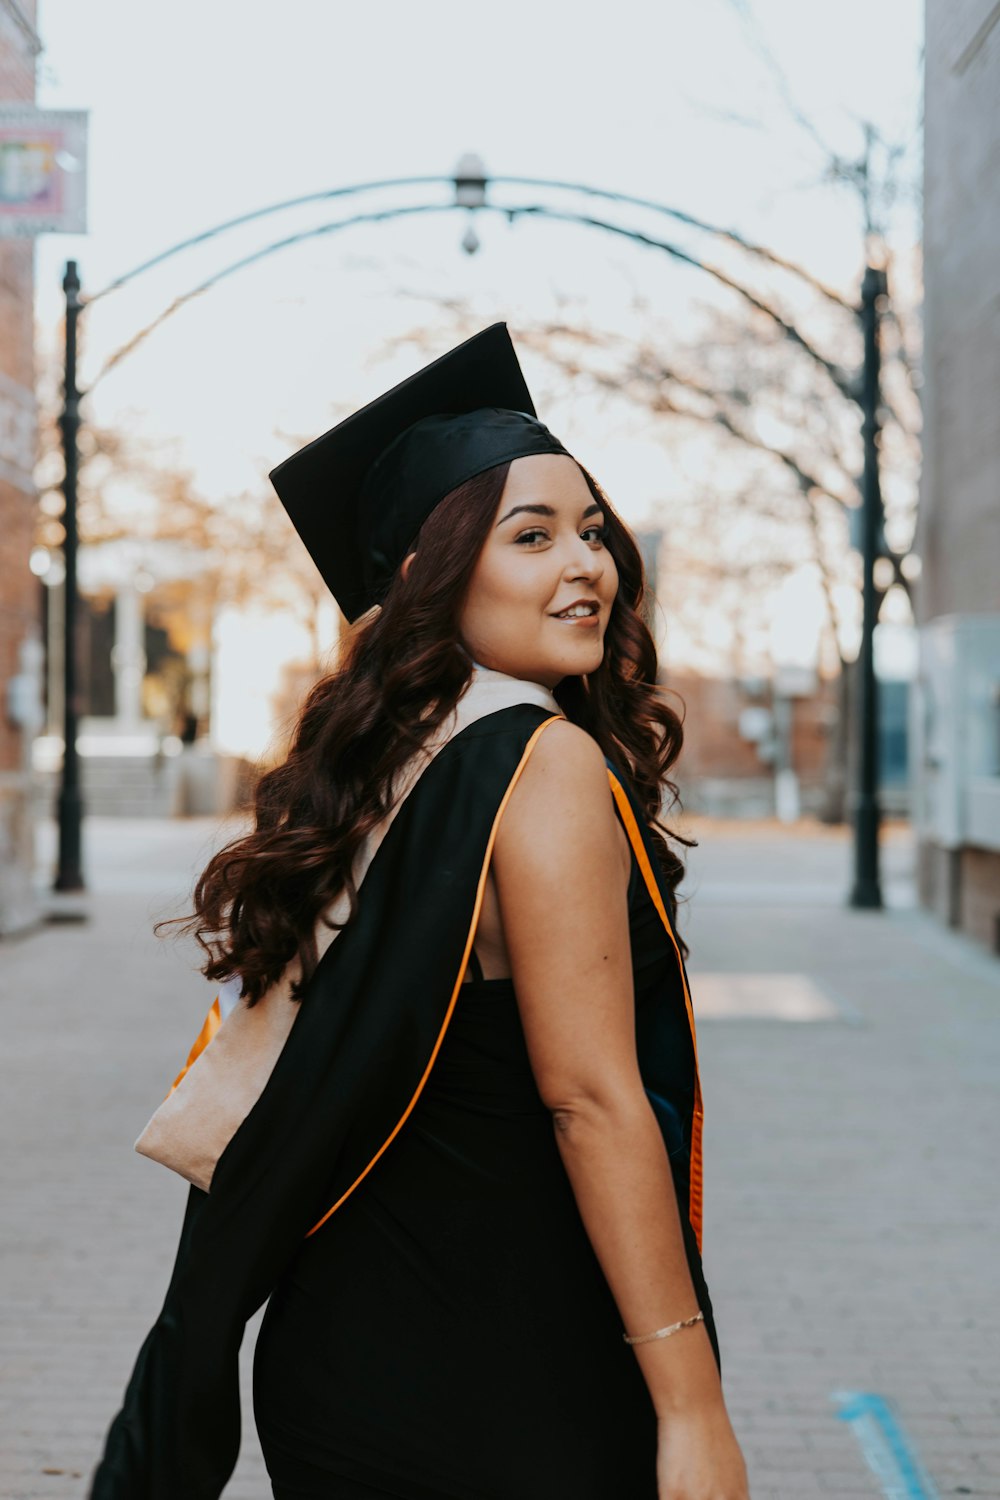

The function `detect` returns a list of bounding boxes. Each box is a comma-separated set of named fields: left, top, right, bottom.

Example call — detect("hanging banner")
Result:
left=0, top=105, right=88, bottom=236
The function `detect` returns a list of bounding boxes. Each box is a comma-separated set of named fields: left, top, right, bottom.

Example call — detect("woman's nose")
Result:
left=565, top=539, right=604, bottom=581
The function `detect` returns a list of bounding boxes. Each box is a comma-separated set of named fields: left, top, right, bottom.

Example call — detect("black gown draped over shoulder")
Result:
left=88, top=704, right=715, bottom=1500
left=253, top=816, right=717, bottom=1500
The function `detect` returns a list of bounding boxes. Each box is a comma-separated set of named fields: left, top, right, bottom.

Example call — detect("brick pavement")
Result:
left=681, top=815, right=1000, bottom=1499
left=1, top=818, right=270, bottom=1499
left=0, top=813, right=997, bottom=1499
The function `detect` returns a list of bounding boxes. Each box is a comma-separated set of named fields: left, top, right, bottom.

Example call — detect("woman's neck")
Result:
left=469, top=660, right=562, bottom=710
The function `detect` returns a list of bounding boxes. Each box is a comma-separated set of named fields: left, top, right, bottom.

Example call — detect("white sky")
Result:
left=33, top=0, right=923, bottom=490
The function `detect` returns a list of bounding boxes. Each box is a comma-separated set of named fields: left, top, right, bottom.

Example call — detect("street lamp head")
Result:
left=453, top=152, right=487, bottom=209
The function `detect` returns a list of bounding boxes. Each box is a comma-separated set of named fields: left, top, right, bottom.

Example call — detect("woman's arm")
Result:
left=492, top=718, right=732, bottom=1423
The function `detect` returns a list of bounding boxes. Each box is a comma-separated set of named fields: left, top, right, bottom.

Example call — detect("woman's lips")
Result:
left=551, top=611, right=601, bottom=627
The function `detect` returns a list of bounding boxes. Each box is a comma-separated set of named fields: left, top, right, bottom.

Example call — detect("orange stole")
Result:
left=169, top=995, right=222, bottom=1094
left=605, top=769, right=704, bottom=1253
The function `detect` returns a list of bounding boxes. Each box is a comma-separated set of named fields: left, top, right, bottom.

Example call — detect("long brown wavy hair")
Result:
left=158, top=459, right=695, bottom=1003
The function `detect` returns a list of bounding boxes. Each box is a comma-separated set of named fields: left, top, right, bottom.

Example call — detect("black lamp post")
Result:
left=849, top=261, right=888, bottom=909
left=53, top=259, right=85, bottom=893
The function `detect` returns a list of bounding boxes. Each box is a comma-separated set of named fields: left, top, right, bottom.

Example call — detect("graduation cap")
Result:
left=268, top=322, right=572, bottom=622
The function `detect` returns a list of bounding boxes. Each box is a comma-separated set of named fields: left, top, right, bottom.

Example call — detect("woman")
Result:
left=89, top=324, right=749, bottom=1499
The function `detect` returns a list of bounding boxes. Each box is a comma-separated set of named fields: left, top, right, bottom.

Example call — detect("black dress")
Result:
left=252, top=840, right=718, bottom=1500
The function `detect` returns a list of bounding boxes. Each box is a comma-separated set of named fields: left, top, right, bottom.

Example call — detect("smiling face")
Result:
left=453, top=453, right=619, bottom=689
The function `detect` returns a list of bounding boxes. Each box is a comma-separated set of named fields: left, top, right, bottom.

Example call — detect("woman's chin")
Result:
left=480, top=639, right=605, bottom=686
left=549, top=642, right=606, bottom=679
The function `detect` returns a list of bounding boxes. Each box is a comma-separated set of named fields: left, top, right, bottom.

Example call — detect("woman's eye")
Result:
left=513, top=524, right=608, bottom=547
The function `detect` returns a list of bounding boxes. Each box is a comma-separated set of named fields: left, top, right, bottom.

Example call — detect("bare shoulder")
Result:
left=521, top=715, right=608, bottom=782
left=496, top=718, right=629, bottom=882
left=508, top=717, right=610, bottom=818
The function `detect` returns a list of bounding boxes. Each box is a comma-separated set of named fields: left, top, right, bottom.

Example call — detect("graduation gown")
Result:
left=88, top=678, right=711, bottom=1499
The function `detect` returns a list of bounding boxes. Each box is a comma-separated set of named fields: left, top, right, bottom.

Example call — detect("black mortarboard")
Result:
left=268, top=322, right=572, bottom=622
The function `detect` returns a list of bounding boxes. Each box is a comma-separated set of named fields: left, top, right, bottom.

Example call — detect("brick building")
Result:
left=656, top=664, right=917, bottom=826
left=912, top=1, right=1000, bottom=953
left=664, top=668, right=840, bottom=819
left=0, top=0, right=42, bottom=937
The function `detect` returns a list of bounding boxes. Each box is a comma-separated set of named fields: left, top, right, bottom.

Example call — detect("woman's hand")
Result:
left=656, top=1402, right=751, bottom=1499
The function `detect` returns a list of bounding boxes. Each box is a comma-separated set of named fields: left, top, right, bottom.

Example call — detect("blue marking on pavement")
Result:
left=832, top=1391, right=941, bottom=1500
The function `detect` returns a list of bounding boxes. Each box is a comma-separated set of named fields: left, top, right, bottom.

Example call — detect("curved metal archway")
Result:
left=55, top=161, right=888, bottom=910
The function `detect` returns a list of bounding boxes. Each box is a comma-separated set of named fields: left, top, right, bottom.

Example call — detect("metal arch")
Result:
left=88, top=198, right=855, bottom=403
left=86, top=169, right=850, bottom=313
left=85, top=176, right=455, bottom=304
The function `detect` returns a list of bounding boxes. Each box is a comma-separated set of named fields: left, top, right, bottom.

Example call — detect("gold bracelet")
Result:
left=622, top=1310, right=705, bottom=1345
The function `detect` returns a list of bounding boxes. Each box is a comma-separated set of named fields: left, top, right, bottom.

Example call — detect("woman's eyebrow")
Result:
left=496, top=501, right=603, bottom=528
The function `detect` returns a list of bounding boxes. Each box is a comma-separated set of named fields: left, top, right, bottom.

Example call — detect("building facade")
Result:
left=0, top=0, right=42, bottom=937
left=912, top=1, right=1000, bottom=951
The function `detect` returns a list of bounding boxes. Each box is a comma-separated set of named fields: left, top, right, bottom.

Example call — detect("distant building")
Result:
left=912, top=3, right=1000, bottom=952
left=0, top=1, right=42, bottom=937
left=661, top=666, right=907, bottom=824
left=31, top=535, right=255, bottom=818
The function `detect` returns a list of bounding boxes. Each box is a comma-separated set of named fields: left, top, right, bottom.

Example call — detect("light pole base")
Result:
left=44, top=890, right=91, bottom=924
left=849, top=797, right=883, bottom=909
left=849, top=877, right=884, bottom=909
left=53, top=785, right=86, bottom=893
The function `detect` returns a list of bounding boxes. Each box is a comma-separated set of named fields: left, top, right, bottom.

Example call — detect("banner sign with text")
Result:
left=0, top=106, right=88, bottom=235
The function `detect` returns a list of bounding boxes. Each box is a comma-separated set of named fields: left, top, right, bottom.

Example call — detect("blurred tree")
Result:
left=34, top=403, right=337, bottom=688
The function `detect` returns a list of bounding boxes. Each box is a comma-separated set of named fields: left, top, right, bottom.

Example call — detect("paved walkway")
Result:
left=1, top=812, right=997, bottom=1499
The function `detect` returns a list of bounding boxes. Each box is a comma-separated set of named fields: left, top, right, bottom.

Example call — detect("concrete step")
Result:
left=31, top=749, right=251, bottom=818
left=32, top=755, right=182, bottom=818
